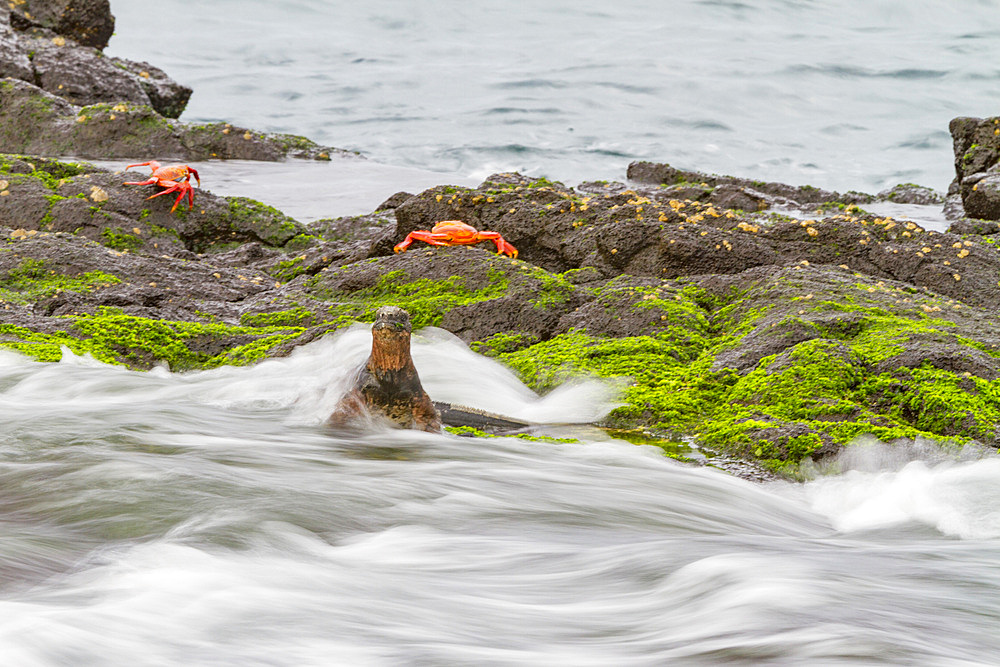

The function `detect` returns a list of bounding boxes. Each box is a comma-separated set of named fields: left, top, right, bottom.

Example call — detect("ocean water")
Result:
left=106, top=0, right=1000, bottom=199
left=2, top=332, right=1000, bottom=665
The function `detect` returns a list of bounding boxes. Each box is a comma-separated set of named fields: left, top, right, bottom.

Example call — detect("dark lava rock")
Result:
left=6, top=155, right=1000, bottom=473
left=876, top=183, right=945, bottom=206
left=626, top=160, right=874, bottom=209
left=306, top=246, right=587, bottom=343
left=1, top=230, right=273, bottom=323
left=0, top=152, right=310, bottom=256
left=2, top=7, right=189, bottom=118
left=9, top=0, right=114, bottom=49
left=384, top=172, right=1000, bottom=310
left=0, top=79, right=348, bottom=161
left=949, top=115, right=1000, bottom=220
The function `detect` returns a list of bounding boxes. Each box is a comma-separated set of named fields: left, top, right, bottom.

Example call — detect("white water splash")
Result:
left=1, top=325, right=619, bottom=430
left=803, top=440, right=1000, bottom=539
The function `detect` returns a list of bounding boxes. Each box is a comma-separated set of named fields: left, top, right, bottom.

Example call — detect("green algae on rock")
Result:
left=3, top=155, right=1000, bottom=474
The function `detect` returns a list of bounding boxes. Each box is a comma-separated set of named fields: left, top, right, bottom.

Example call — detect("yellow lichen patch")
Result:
left=89, top=186, right=109, bottom=203
left=954, top=274, right=962, bottom=281
left=242, top=131, right=253, bottom=140
left=806, top=227, right=818, bottom=237
left=922, top=246, right=932, bottom=253
left=0, top=180, right=8, bottom=191
left=52, top=36, right=66, bottom=47
left=113, top=103, right=129, bottom=113
left=737, top=221, right=759, bottom=233
left=958, top=249, right=970, bottom=258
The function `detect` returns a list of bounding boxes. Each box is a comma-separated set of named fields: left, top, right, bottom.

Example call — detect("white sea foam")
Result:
left=804, top=441, right=1000, bottom=539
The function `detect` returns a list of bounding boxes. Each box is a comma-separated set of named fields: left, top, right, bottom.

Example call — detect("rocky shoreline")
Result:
left=4, top=1, right=1000, bottom=476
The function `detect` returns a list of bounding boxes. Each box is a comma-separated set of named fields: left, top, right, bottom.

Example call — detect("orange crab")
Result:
left=393, top=220, right=517, bottom=258
left=123, top=161, right=201, bottom=213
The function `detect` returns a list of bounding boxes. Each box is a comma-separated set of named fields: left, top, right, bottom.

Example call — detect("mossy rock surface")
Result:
left=4, top=157, right=1000, bottom=474
left=0, top=79, right=348, bottom=161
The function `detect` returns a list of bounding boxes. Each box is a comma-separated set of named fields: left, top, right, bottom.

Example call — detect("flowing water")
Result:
left=6, top=2, right=1000, bottom=664
left=3, top=331, right=1000, bottom=665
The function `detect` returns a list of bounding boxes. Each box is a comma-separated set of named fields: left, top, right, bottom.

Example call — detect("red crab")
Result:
left=123, top=161, right=201, bottom=213
left=393, top=220, right=518, bottom=258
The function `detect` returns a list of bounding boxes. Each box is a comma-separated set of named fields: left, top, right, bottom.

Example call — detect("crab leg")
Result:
left=125, top=161, right=160, bottom=172
left=475, top=231, right=518, bottom=258
left=146, top=180, right=193, bottom=212
left=394, top=231, right=456, bottom=253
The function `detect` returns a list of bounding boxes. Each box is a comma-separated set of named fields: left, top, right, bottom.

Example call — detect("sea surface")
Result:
left=105, top=0, right=1000, bottom=202
left=4, top=2, right=1000, bottom=664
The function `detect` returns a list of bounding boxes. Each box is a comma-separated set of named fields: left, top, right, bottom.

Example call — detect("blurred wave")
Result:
left=3, top=332, right=1000, bottom=664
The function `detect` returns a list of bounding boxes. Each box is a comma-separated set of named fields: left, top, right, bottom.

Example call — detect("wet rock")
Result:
left=876, top=183, right=945, bottom=206
left=9, top=0, right=114, bottom=49
left=2, top=7, right=189, bottom=118
left=0, top=19, right=33, bottom=81
left=386, top=172, right=1000, bottom=310
left=960, top=171, right=1000, bottom=220
left=626, top=160, right=873, bottom=208
left=0, top=230, right=273, bottom=323
left=6, top=156, right=1000, bottom=472
left=0, top=79, right=348, bottom=160
left=0, top=152, right=310, bottom=255
left=306, top=246, right=586, bottom=343
left=948, top=115, right=1000, bottom=220
left=376, top=191, right=414, bottom=211
left=556, top=275, right=706, bottom=340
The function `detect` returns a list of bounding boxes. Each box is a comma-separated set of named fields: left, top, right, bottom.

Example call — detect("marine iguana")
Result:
left=328, top=306, right=441, bottom=432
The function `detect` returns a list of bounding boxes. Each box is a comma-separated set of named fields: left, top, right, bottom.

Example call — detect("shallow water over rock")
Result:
left=2, top=330, right=1000, bottom=665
